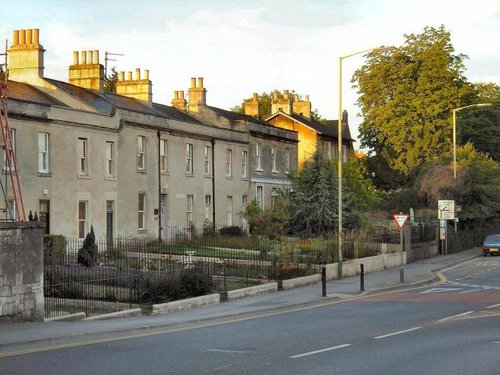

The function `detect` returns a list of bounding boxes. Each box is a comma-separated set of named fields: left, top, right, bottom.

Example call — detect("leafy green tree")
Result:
left=353, top=25, right=474, bottom=175
left=231, top=91, right=326, bottom=122
left=104, top=67, right=119, bottom=93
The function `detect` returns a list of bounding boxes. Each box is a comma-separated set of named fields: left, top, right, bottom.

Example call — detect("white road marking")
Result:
left=486, top=303, right=500, bottom=309
left=420, top=287, right=462, bottom=294
left=438, top=311, right=473, bottom=322
left=458, top=289, right=482, bottom=294
left=289, top=344, right=351, bottom=358
left=374, top=327, right=422, bottom=339
left=208, top=349, right=249, bottom=353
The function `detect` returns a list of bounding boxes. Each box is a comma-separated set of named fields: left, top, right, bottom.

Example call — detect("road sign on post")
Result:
left=393, top=214, right=409, bottom=229
left=438, top=200, right=455, bottom=220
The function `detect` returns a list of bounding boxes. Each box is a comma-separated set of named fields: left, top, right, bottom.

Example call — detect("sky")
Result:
left=1, top=0, right=499, bottom=148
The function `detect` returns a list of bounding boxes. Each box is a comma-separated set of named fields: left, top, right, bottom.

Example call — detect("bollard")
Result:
left=400, top=267, right=404, bottom=283
left=360, top=263, right=365, bottom=291
left=321, top=266, right=327, bottom=297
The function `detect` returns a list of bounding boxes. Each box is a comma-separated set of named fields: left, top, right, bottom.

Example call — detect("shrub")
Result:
left=179, top=268, right=212, bottom=297
left=77, top=226, right=98, bottom=267
left=43, top=235, right=67, bottom=265
left=220, top=226, right=243, bottom=236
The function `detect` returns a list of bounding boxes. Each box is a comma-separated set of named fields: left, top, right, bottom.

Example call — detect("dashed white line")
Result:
left=487, top=303, right=500, bottom=309
left=438, top=311, right=474, bottom=322
left=289, top=344, right=351, bottom=358
left=374, top=327, right=422, bottom=339
left=458, top=289, right=482, bottom=294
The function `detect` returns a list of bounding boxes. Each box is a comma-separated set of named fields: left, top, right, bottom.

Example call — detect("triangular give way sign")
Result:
left=393, top=213, right=409, bottom=229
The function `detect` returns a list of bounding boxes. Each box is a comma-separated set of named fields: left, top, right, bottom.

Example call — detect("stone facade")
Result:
left=0, top=222, right=45, bottom=322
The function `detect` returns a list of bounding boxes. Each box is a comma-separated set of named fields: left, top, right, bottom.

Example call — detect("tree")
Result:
left=104, top=67, right=119, bottom=93
left=353, top=25, right=474, bottom=175
left=231, top=91, right=326, bottom=122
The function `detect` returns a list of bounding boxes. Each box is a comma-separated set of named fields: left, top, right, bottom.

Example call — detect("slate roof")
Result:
left=266, top=111, right=354, bottom=142
left=5, top=80, right=68, bottom=107
left=206, top=105, right=271, bottom=126
left=5, top=79, right=203, bottom=125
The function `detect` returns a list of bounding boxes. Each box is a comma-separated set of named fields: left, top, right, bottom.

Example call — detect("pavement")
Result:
left=0, top=248, right=481, bottom=353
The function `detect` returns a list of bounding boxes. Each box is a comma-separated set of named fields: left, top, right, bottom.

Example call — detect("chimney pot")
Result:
left=93, top=50, right=99, bottom=64
left=174, top=90, right=179, bottom=99
left=33, top=29, right=40, bottom=45
left=135, top=68, right=141, bottom=80
left=127, top=71, right=132, bottom=80
left=252, top=93, right=258, bottom=102
left=306, top=94, right=310, bottom=102
left=198, top=77, right=204, bottom=88
left=20, top=29, right=26, bottom=45
left=13, top=30, right=19, bottom=46
left=144, top=69, right=149, bottom=80
left=179, top=90, right=185, bottom=99
left=73, top=51, right=79, bottom=65
left=81, top=51, right=87, bottom=65
left=119, top=71, right=125, bottom=81
left=26, top=29, right=33, bottom=44
left=190, top=77, right=196, bottom=88
left=87, top=50, right=93, bottom=64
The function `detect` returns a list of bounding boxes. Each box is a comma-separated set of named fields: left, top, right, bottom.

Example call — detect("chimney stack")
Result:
left=171, top=90, right=187, bottom=109
left=115, top=68, right=153, bottom=105
left=271, top=89, right=291, bottom=115
left=68, top=49, right=105, bottom=92
left=187, top=77, right=207, bottom=113
left=8, top=28, right=46, bottom=86
left=244, top=92, right=259, bottom=117
left=292, top=94, right=311, bottom=119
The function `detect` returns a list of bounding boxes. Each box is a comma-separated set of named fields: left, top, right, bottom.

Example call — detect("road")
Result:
left=1, top=257, right=499, bottom=375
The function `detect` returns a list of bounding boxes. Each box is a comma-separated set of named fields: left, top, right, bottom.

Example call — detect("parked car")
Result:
left=482, top=234, right=500, bottom=256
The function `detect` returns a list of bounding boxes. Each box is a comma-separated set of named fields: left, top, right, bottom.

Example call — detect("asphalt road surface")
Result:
left=1, top=257, right=499, bottom=375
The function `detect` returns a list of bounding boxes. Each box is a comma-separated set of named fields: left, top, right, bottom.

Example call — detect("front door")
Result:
left=106, top=200, right=114, bottom=242
left=39, top=200, right=50, bottom=235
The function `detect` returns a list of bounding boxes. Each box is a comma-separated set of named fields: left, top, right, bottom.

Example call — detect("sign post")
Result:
left=393, top=213, right=409, bottom=283
left=438, top=200, right=455, bottom=255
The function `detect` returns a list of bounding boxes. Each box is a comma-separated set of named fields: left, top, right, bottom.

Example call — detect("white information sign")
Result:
left=438, top=200, right=455, bottom=220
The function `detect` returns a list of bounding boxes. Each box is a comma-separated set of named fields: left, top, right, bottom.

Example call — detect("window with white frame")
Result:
left=342, top=144, right=348, bottom=162
left=241, top=150, right=248, bottom=178
left=256, top=185, right=263, bottom=208
left=138, top=193, right=146, bottom=230
left=271, top=188, right=278, bottom=210
left=325, top=141, right=332, bottom=160
left=137, top=136, right=146, bottom=170
left=38, top=132, right=49, bottom=173
left=78, top=200, right=88, bottom=238
left=256, top=142, right=262, bottom=170
left=226, top=149, right=232, bottom=177
left=226, top=196, right=233, bottom=226
left=271, top=146, right=277, bottom=172
left=78, top=137, right=88, bottom=176
left=106, top=141, right=115, bottom=177
left=160, top=139, right=167, bottom=172
left=204, top=194, right=211, bottom=220
left=186, top=195, right=193, bottom=226
left=285, top=148, right=290, bottom=173
left=3, top=128, right=16, bottom=171
left=204, top=145, right=211, bottom=175
left=186, top=143, right=193, bottom=174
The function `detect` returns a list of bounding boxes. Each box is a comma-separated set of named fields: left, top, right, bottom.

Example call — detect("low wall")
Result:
left=407, top=241, right=439, bottom=263
left=227, top=283, right=278, bottom=300
left=151, top=293, right=220, bottom=315
left=0, top=222, right=45, bottom=322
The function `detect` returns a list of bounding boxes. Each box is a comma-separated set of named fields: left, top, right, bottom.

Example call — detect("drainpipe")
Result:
left=211, top=138, right=216, bottom=232
left=157, top=129, right=162, bottom=242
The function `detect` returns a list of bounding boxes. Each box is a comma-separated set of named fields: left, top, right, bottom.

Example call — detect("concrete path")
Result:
left=0, top=248, right=480, bottom=352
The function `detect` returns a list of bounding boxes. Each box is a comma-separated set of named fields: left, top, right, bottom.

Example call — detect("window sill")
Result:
left=272, top=170, right=279, bottom=174
left=204, top=175, right=213, bottom=179
left=77, top=174, right=90, bottom=179
left=105, top=176, right=118, bottom=181
left=160, top=171, right=169, bottom=176
left=186, top=173, right=194, bottom=177
left=226, top=176, right=233, bottom=180
left=137, top=169, right=147, bottom=174
left=256, top=168, right=263, bottom=173
left=37, top=172, right=52, bottom=177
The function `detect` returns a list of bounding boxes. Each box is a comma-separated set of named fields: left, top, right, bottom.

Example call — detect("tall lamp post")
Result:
left=337, top=46, right=392, bottom=278
left=452, top=103, right=491, bottom=179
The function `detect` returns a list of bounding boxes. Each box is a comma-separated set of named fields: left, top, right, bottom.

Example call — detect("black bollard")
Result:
left=321, top=266, right=327, bottom=297
left=360, top=263, right=365, bottom=291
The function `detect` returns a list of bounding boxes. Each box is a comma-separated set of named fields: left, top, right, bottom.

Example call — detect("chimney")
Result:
left=171, top=90, right=186, bottom=109
left=244, top=93, right=259, bottom=116
left=187, top=77, right=207, bottom=113
left=68, top=50, right=105, bottom=92
left=271, top=90, right=291, bottom=115
left=292, top=94, right=311, bottom=119
left=115, top=68, right=153, bottom=105
left=8, top=28, right=46, bottom=85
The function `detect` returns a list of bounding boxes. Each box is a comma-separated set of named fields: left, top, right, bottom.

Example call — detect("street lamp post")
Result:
left=337, top=46, right=392, bottom=278
left=452, top=103, right=492, bottom=179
